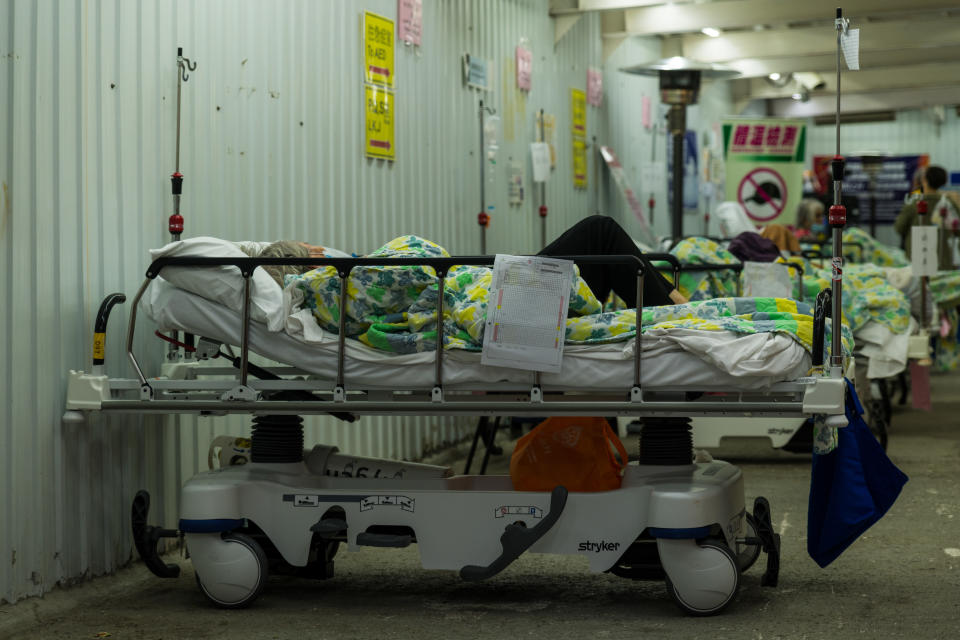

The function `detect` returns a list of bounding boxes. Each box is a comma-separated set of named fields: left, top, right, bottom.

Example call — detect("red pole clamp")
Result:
left=169, top=213, right=184, bottom=235
left=478, top=211, right=490, bottom=227
left=538, top=205, right=548, bottom=218
left=828, top=204, right=846, bottom=226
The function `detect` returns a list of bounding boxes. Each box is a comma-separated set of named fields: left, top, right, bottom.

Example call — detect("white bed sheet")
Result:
left=141, top=278, right=812, bottom=391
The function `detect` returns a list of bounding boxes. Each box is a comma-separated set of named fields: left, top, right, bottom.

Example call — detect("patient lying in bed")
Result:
left=250, top=216, right=686, bottom=306
left=259, top=221, right=841, bottom=357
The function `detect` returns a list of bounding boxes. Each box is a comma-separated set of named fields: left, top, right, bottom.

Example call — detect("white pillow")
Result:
left=715, top=201, right=758, bottom=239
left=149, top=237, right=285, bottom=332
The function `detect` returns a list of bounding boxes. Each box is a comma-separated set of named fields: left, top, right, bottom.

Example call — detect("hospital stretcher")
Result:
left=667, top=234, right=932, bottom=450
left=637, top=253, right=820, bottom=451
left=65, top=253, right=847, bottom=616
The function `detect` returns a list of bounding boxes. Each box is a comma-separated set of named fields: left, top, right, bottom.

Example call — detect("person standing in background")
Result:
left=895, top=165, right=960, bottom=271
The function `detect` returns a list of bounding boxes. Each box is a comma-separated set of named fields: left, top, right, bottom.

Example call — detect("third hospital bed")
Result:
left=66, top=236, right=852, bottom=615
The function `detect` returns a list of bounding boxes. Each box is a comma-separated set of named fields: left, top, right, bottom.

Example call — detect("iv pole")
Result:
left=170, top=47, right=196, bottom=243
left=477, top=99, right=496, bottom=254
left=828, top=9, right=847, bottom=372
left=168, top=47, right=197, bottom=360
left=539, top=109, right=548, bottom=249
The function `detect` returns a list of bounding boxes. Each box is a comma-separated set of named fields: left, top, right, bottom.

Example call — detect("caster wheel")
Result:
left=194, top=532, right=268, bottom=608
left=663, top=542, right=740, bottom=616
left=736, top=512, right=762, bottom=572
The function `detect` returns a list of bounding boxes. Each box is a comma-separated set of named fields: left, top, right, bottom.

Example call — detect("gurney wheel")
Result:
left=194, top=533, right=268, bottom=608
left=663, top=542, right=739, bottom=616
left=736, top=513, right=762, bottom=572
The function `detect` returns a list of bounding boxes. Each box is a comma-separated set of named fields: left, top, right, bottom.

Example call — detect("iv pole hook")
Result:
left=178, top=50, right=198, bottom=83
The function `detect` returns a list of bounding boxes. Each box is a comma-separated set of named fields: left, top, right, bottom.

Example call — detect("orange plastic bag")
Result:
left=510, top=417, right=628, bottom=492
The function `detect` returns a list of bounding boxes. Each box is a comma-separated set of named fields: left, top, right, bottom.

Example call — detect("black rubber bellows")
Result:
left=251, top=415, right=304, bottom=463
left=637, top=417, right=693, bottom=466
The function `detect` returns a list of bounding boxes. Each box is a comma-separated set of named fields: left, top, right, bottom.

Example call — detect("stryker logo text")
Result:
left=578, top=540, right=620, bottom=553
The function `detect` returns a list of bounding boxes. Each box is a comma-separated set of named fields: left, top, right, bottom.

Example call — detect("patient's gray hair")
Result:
left=796, top=198, right=825, bottom=230
left=240, top=240, right=311, bottom=286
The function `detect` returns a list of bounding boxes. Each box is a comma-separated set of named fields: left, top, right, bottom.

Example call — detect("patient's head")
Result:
left=796, top=198, right=825, bottom=231
left=922, top=165, right=947, bottom=193
left=258, top=240, right=313, bottom=286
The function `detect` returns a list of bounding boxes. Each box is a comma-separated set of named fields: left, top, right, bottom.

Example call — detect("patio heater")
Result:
left=620, top=57, right=739, bottom=242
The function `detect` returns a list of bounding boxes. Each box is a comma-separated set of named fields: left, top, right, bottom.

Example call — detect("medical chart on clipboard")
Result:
left=481, top=255, right=574, bottom=374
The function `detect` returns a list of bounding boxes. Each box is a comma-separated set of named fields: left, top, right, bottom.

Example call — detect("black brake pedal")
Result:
left=459, top=485, right=568, bottom=582
left=131, top=490, right=181, bottom=578
left=752, top=496, right=781, bottom=587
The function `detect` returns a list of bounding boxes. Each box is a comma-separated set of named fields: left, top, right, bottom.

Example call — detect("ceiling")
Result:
left=550, top=0, right=960, bottom=117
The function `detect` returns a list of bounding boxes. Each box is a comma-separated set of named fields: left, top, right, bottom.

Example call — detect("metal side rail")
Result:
left=68, top=252, right=846, bottom=421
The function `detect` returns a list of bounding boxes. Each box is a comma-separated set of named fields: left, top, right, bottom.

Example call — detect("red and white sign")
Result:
left=516, top=46, right=532, bottom=91
left=729, top=123, right=799, bottom=156
left=587, top=68, right=602, bottom=106
left=397, top=0, right=422, bottom=46
left=737, top=167, right=787, bottom=222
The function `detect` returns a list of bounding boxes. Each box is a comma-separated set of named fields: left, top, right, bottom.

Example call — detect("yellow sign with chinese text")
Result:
left=571, top=88, right=586, bottom=138
left=365, top=85, right=395, bottom=160
left=573, top=138, right=587, bottom=189
left=363, top=11, right=395, bottom=87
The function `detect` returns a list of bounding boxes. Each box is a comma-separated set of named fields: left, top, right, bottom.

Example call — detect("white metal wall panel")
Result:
left=603, top=35, right=736, bottom=240
left=0, top=0, right=604, bottom=603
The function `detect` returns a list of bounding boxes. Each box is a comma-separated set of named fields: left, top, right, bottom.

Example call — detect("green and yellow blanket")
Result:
left=285, top=235, right=850, bottom=358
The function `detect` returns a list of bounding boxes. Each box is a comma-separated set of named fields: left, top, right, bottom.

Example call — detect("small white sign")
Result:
left=530, top=143, right=551, bottom=182
left=911, top=225, right=939, bottom=276
left=840, top=28, right=860, bottom=71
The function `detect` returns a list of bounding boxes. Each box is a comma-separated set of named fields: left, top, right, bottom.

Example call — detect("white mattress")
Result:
left=141, top=278, right=812, bottom=391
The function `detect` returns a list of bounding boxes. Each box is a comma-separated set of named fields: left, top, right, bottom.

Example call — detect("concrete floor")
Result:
left=2, top=373, right=959, bottom=640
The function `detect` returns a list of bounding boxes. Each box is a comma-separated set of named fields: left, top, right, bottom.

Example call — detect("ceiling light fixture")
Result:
left=768, top=72, right=781, bottom=82
left=701, top=27, right=721, bottom=38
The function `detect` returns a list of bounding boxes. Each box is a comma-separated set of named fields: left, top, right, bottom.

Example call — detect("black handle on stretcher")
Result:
left=678, top=262, right=744, bottom=274
left=459, top=485, right=568, bottom=582
left=93, top=293, right=126, bottom=366
left=642, top=253, right=681, bottom=287
left=812, top=288, right=832, bottom=368
left=845, top=241, right=865, bottom=263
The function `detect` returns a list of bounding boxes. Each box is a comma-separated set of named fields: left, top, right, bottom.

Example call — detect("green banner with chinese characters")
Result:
left=722, top=119, right=806, bottom=226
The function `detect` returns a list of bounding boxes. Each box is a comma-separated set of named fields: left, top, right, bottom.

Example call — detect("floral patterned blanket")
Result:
left=666, top=237, right=911, bottom=337
left=285, top=235, right=850, bottom=357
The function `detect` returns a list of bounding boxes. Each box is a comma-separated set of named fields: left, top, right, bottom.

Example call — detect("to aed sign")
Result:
left=365, top=85, right=395, bottom=161
left=573, top=138, right=587, bottom=189
left=363, top=11, right=394, bottom=87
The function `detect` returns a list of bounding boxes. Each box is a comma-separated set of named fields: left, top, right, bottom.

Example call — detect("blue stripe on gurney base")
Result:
left=179, top=518, right=245, bottom=533
left=648, top=526, right=713, bottom=539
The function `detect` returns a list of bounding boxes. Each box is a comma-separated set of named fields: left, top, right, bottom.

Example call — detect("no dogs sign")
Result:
left=723, top=119, right=805, bottom=226
left=737, top=167, right=787, bottom=222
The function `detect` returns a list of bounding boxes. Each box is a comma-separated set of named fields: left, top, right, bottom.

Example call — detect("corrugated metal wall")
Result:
left=0, top=0, right=603, bottom=604
left=603, top=36, right=735, bottom=240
